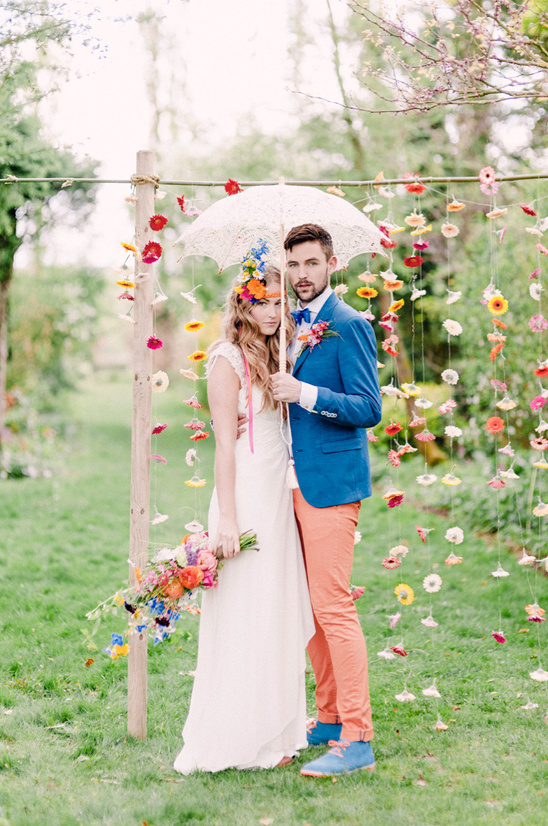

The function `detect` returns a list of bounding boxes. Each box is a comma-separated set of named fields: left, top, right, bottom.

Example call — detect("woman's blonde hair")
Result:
left=210, top=265, right=294, bottom=411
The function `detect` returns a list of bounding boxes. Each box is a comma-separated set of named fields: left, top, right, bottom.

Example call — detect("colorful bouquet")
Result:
left=87, top=530, right=259, bottom=648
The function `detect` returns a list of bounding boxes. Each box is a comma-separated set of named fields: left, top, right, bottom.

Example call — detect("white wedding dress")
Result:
left=174, top=342, right=314, bottom=774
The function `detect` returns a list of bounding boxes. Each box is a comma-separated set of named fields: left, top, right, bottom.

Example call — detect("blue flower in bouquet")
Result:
left=103, top=632, right=128, bottom=659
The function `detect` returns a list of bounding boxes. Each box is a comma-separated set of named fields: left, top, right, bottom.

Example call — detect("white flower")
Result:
left=410, top=287, right=427, bottom=301
left=435, top=718, right=449, bottom=731
left=496, top=396, right=516, bottom=411
left=499, top=466, right=519, bottom=480
left=443, top=319, right=463, bottom=336
left=423, top=573, right=442, bottom=593
left=441, top=369, right=459, bottom=385
left=445, top=425, right=462, bottom=438
left=518, top=548, right=536, bottom=566
left=530, top=283, right=543, bottom=301
left=185, top=448, right=198, bottom=466
left=152, top=370, right=169, bottom=392
left=395, top=688, right=416, bottom=702
left=153, top=547, right=177, bottom=562
left=354, top=531, right=362, bottom=545
left=390, top=544, right=409, bottom=557
left=441, top=222, right=459, bottom=238
left=118, top=313, right=136, bottom=324
left=525, top=227, right=543, bottom=237
left=405, top=211, right=426, bottom=227
left=421, top=614, right=439, bottom=628
left=491, top=563, right=510, bottom=578
left=151, top=511, right=169, bottom=525
left=482, top=281, right=498, bottom=301
left=417, top=473, right=437, bottom=486
left=362, top=202, right=383, bottom=213
left=334, top=283, right=348, bottom=296
left=446, top=289, right=462, bottom=304
left=415, top=397, right=433, bottom=409
left=377, top=647, right=396, bottom=659
left=184, top=519, right=204, bottom=533
left=422, top=682, right=441, bottom=698
left=445, top=526, right=464, bottom=544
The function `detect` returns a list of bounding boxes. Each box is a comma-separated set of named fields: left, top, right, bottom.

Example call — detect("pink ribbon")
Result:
left=241, top=350, right=254, bottom=454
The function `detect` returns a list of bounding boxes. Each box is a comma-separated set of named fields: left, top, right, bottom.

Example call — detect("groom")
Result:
left=271, top=223, right=382, bottom=777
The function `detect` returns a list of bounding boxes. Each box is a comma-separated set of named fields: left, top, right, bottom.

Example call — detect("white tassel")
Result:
left=286, top=458, right=299, bottom=489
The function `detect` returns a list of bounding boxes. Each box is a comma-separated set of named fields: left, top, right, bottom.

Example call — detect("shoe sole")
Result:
left=301, top=763, right=375, bottom=777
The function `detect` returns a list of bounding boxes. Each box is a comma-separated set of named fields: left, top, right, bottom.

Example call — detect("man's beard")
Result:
left=293, top=271, right=330, bottom=303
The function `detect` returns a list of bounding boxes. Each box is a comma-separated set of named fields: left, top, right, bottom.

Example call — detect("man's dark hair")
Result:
left=284, top=223, right=334, bottom=260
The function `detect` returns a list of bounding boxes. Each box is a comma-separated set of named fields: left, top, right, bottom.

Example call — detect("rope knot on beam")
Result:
left=130, top=174, right=161, bottom=188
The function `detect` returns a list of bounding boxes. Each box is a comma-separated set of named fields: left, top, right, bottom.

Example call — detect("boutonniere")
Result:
left=296, top=321, right=339, bottom=358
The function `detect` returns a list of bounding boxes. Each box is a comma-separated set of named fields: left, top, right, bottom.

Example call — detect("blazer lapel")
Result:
left=292, top=293, right=338, bottom=377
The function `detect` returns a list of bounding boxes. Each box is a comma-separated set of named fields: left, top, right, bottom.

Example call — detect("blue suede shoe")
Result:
left=306, top=719, right=342, bottom=746
left=301, top=739, right=375, bottom=777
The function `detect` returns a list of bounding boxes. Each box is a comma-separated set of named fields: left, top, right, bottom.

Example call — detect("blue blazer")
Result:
left=289, top=292, right=382, bottom=508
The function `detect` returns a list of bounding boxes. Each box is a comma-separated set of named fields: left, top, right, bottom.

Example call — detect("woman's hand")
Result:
left=213, top=518, right=241, bottom=559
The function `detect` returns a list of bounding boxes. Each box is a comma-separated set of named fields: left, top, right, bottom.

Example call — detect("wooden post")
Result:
left=128, top=150, right=156, bottom=739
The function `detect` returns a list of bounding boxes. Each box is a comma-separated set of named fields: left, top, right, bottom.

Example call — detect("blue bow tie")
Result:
left=291, top=307, right=311, bottom=325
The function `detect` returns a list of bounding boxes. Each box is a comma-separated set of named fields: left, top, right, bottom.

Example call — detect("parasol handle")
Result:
left=279, top=176, right=287, bottom=373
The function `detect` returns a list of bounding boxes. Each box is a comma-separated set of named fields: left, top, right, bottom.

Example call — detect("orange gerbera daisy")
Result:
left=357, top=287, right=378, bottom=299
left=486, top=416, right=505, bottom=434
left=491, top=318, right=507, bottom=329
left=383, top=279, right=404, bottom=291
left=489, top=342, right=505, bottom=362
left=385, top=421, right=403, bottom=436
left=247, top=278, right=267, bottom=300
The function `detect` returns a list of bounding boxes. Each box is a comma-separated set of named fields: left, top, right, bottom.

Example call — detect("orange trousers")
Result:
left=293, top=488, right=373, bottom=742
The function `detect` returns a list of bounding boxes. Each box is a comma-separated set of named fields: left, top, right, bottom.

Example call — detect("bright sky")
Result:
left=27, top=0, right=346, bottom=267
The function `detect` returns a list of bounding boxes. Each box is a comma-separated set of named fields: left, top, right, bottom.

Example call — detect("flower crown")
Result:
left=234, top=241, right=274, bottom=303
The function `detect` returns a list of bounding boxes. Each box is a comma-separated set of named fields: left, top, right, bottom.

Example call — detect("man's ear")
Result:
left=327, top=255, right=338, bottom=276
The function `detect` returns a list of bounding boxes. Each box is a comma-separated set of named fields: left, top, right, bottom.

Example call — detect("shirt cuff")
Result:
left=299, top=382, right=318, bottom=411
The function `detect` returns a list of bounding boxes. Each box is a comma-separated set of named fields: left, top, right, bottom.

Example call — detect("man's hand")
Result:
left=236, top=412, right=248, bottom=439
left=271, top=372, right=302, bottom=403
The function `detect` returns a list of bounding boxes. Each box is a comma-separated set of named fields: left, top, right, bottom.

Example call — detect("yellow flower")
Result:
left=533, top=458, right=548, bottom=469
left=185, top=476, right=206, bottom=488
left=116, top=279, right=135, bottom=289
left=401, top=382, right=420, bottom=397
left=357, top=287, right=378, bottom=299
left=388, top=299, right=404, bottom=312
left=188, top=350, right=207, bottom=362
left=488, top=295, right=508, bottom=315
left=185, top=320, right=205, bottom=332
left=441, top=473, right=462, bottom=486
left=410, top=224, right=432, bottom=236
left=394, top=583, right=415, bottom=605
left=121, top=242, right=136, bottom=253
left=383, top=279, right=404, bottom=291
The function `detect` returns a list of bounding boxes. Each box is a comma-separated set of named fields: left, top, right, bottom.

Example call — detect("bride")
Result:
left=174, top=244, right=314, bottom=774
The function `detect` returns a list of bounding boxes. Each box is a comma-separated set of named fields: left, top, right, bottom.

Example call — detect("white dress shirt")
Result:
left=289, top=286, right=333, bottom=412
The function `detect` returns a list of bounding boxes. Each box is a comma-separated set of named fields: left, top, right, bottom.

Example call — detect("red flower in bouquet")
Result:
left=179, top=566, right=205, bottom=590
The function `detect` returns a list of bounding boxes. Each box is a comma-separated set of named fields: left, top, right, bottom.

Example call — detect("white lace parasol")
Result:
left=175, top=184, right=386, bottom=270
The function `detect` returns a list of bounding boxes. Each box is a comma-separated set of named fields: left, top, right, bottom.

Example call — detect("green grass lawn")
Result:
left=0, top=374, right=547, bottom=826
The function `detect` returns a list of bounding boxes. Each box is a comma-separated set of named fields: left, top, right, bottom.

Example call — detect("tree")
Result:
left=0, top=1, right=98, bottom=439
left=344, top=0, right=548, bottom=115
